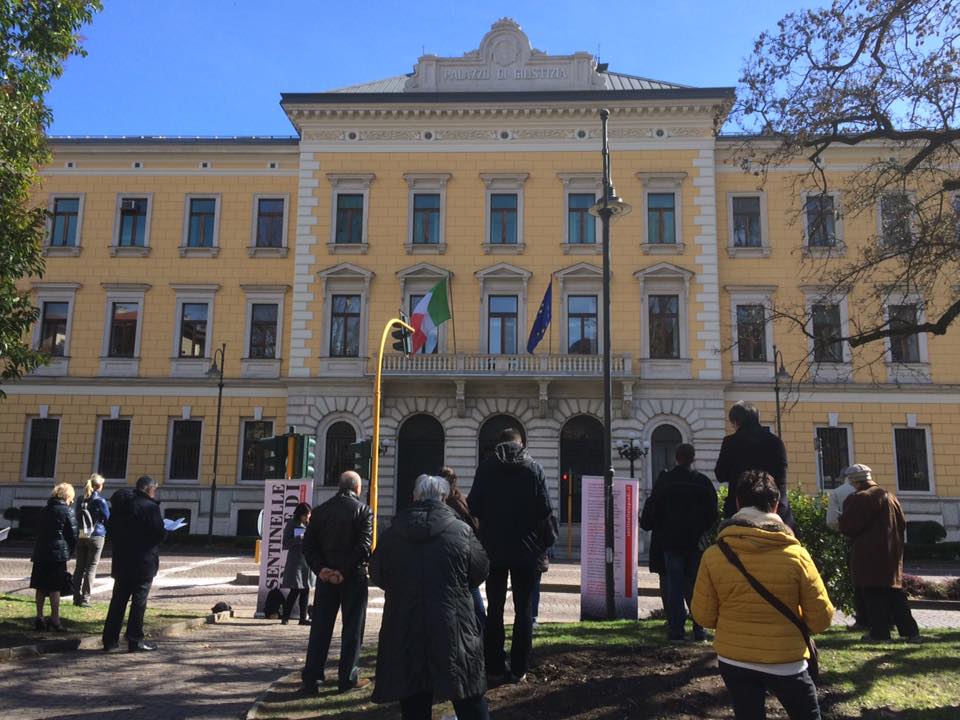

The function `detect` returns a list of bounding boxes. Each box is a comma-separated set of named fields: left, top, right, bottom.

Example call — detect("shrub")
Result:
left=2, top=507, right=20, bottom=522
left=788, top=489, right=854, bottom=615
left=946, top=578, right=960, bottom=601
left=902, top=573, right=930, bottom=598
left=904, top=542, right=960, bottom=562
left=906, top=521, right=946, bottom=545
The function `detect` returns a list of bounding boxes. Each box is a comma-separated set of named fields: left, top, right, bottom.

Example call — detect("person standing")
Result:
left=715, top=401, right=794, bottom=527
left=30, top=483, right=78, bottom=631
left=280, top=502, right=314, bottom=625
left=371, top=475, right=491, bottom=720
left=640, top=443, right=718, bottom=642
left=839, top=464, right=921, bottom=643
left=468, top=427, right=553, bottom=684
left=102, top=475, right=165, bottom=652
left=825, top=466, right=869, bottom=630
left=301, top=470, right=373, bottom=694
left=440, top=465, right=486, bottom=631
left=73, top=473, right=110, bottom=607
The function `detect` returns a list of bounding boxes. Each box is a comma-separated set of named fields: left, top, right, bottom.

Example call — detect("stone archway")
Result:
left=395, top=414, right=445, bottom=512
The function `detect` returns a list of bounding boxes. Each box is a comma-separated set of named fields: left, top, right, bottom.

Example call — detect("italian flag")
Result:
left=410, top=278, right=451, bottom=354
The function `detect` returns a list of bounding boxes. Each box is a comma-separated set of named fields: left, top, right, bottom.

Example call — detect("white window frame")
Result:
left=166, top=416, right=204, bottom=484
left=99, top=282, right=150, bottom=377
left=397, top=263, right=452, bottom=354
left=557, top=262, right=604, bottom=354
left=801, top=190, right=845, bottom=256
left=803, top=286, right=852, bottom=381
left=726, top=191, right=770, bottom=258
left=892, top=425, right=935, bottom=495
left=31, top=282, right=80, bottom=377
left=22, top=415, right=61, bottom=482
left=316, top=262, right=373, bottom=376
left=248, top=193, right=290, bottom=257
left=327, top=173, right=374, bottom=254
left=110, top=193, right=153, bottom=256
left=237, top=417, right=275, bottom=483
left=558, top=172, right=602, bottom=254
left=475, top=263, right=531, bottom=356
left=635, top=263, right=693, bottom=379
left=241, top=284, right=288, bottom=378
left=882, top=289, right=930, bottom=384
left=404, top=173, right=450, bottom=254
left=481, top=173, right=528, bottom=254
left=725, top=285, right=777, bottom=381
left=637, top=172, right=686, bottom=255
left=44, top=193, right=85, bottom=257
left=93, top=416, right=132, bottom=482
left=180, top=193, right=222, bottom=257
left=814, top=424, right=853, bottom=491
left=170, top=284, right=219, bottom=378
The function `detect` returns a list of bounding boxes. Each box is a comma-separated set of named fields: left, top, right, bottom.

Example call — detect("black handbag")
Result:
left=60, top=569, right=75, bottom=596
left=716, top=538, right=820, bottom=681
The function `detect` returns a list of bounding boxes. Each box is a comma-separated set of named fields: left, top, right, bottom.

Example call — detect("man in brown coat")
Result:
left=839, top=464, right=921, bottom=643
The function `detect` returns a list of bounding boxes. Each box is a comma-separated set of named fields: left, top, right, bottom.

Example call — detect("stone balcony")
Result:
left=380, top=352, right=632, bottom=377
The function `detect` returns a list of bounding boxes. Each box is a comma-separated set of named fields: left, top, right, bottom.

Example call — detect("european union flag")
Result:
left=526, top=281, right=552, bottom=354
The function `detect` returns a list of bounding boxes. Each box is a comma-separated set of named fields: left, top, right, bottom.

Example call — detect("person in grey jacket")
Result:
left=280, top=502, right=314, bottom=625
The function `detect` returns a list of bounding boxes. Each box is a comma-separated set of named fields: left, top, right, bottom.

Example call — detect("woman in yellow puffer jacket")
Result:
left=692, top=470, right=834, bottom=720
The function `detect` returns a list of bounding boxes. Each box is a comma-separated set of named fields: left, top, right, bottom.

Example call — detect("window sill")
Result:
left=808, top=362, right=853, bottom=383
left=482, top=242, right=525, bottom=255
left=726, top=246, right=771, bottom=258
left=170, top=357, right=210, bottom=378
left=42, top=245, right=82, bottom=257
left=99, top=357, right=140, bottom=377
left=247, top=246, right=289, bottom=258
left=328, top=242, right=369, bottom=255
left=30, top=357, right=69, bottom=377
left=241, top=358, right=281, bottom=379
left=731, top=361, right=774, bottom=382
left=110, top=245, right=151, bottom=257
left=640, top=358, right=692, bottom=379
left=179, top=246, right=220, bottom=258
left=886, top=362, right=931, bottom=384
left=562, top=242, right=601, bottom=255
left=405, top=242, right=447, bottom=255
left=802, top=245, right=846, bottom=259
left=164, top=478, right=201, bottom=486
left=641, top=242, right=685, bottom=255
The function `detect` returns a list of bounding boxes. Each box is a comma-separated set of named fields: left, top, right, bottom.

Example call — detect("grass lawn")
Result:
left=0, top=592, right=202, bottom=648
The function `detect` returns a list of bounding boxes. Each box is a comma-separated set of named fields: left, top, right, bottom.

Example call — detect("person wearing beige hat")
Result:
left=838, top=464, right=921, bottom=643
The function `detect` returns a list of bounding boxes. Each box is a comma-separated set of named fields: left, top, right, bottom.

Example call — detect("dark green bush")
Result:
left=946, top=578, right=960, bottom=601
left=904, top=542, right=960, bottom=562
left=906, top=521, right=947, bottom=545
left=787, top=489, right=854, bottom=615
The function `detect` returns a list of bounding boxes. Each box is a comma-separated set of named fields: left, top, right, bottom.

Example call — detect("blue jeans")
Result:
left=663, top=548, right=705, bottom=640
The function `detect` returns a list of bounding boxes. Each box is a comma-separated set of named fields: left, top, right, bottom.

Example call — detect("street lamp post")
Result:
left=772, top=344, right=790, bottom=438
left=206, top=343, right=226, bottom=543
left=589, top=108, right=632, bottom=620
left=617, top=437, right=650, bottom=482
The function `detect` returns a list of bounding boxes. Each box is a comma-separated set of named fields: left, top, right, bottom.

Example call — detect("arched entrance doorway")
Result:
left=396, top=414, right=445, bottom=513
left=477, top=414, right=526, bottom=464
left=323, top=421, right=356, bottom=488
left=650, top=423, right=683, bottom=486
left=559, top=415, right=604, bottom=523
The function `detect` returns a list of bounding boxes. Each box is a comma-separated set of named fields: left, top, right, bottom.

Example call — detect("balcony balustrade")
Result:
left=380, top=352, right=632, bottom=376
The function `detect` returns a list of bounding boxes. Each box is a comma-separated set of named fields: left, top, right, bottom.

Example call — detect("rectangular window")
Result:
left=335, top=194, right=364, bottom=244
left=732, top=196, right=762, bottom=248
left=805, top=195, right=836, bottom=247
left=118, top=198, right=148, bottom=247
left=895, top=428, right=930, bottom=492
left=187, top=198, right=216, bottom=248
left=567, top=295, right=598, bottom=355
left=108, top=302, right=139, bottom=358
left=816, top=427, right=850, bottom=490
left=649, top=294, right=680, bottom=359
left=38, top=301, right=68, bottom=356
left=412, top=193, right=440, bottom=244
left=889, top=304, right=920, bottom=363
left=169, top=419, right=202, bottom=481
left=26, top=418, right=59, bottom=479
left=647, top=193, right=676, bottom=244
left=736, top=304, right=767, bottom=362
left=811, top=303, right=843, bottom=362
left=256, top=198, right=285, bottom=248
left=97, top=419, right=131, bottom=480
left=489, top=193, right=518, bottom=245
left=178, top=302, right=208, bottom=358
left=330, top=294, right=360, bottom=357
left=488, top=295, right=518, bottom=354
left=409, top=294, right=438, bottom=355
left=881, top=193, right=912, bottom=246
left=568, top=193, right=596, bottom=244
left=50, top=198, right=80, bottom=247
left=241, top=420, right=273, bottom=481
left=248, top=303, right=278, bottom=359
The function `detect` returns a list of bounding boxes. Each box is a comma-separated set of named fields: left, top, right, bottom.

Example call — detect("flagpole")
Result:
left=446, top=275, right=458, bottom=355
left=549, top=273, right=554, bottom=355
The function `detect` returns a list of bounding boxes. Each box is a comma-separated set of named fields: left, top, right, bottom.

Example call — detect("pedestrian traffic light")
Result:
left=292, top=434, right=317, bottom=479
left=391, top=313, right=412, bottom=354
left=349, top=439, right=373, bottom=479
left=254, top=434, right=288, bottom=479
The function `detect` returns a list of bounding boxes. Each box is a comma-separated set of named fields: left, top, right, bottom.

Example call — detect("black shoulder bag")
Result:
left=716, top=538, right=819, bottom=681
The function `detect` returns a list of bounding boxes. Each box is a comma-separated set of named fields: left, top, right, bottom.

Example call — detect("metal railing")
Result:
left=380, top=352, right=632, bottom=376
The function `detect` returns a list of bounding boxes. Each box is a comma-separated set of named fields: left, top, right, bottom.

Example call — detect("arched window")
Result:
left=324, top=421, right=356, bottom=487
left=650, top=424, right=683, bottom=485
left=396, top=414, right=445, bottom=512
left=477, top=414, right=526, bottom=464
left=559, top=415, right=604, bottom=523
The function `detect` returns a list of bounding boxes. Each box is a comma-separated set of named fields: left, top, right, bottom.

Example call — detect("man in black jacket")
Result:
left=640, top=444, right=717, bottom=641
left=301, top=470, right=373, bottom=694
left=714, top=401, right=794, bottom=527
left=102, top=475, right=165, bottom=652
left=468, top=428, right=552, bottom=684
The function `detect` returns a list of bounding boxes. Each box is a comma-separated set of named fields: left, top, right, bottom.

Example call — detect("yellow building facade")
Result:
left=4, top=19, right=958, bottom=542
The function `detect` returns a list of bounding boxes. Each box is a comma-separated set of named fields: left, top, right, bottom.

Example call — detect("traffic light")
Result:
left=254, top=434, right=288, bottom=479
left=391, top=312, right=412, bottom=354
left=292, top=434, right=317, bottom=479
left=348, top=439, right=373, bottom=480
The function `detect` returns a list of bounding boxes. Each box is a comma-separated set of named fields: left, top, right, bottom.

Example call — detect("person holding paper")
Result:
left=281, top=502, right=314, bottom=625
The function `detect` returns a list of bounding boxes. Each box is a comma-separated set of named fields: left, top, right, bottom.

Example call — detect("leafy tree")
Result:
left=727, top=0, right=959, bottom=371
left=0, top=1, right=100, bottom=395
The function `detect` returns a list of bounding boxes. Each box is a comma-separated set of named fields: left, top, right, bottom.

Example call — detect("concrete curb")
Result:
left=0, top=609, right=233, bottom=664
left=245, top=670, right=300, bottom=720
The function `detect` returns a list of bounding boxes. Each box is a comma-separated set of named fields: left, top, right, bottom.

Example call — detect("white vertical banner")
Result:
left=580, top=475, right=639, bottom=620
left=256, top=478, right=313, bottom=617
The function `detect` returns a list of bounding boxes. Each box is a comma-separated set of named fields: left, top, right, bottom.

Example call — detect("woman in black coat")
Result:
left=371, top=474, right=490, bottom=720
left=280, top=502, right=314, bottom=625
left=30, top=482, right=78, bottom=631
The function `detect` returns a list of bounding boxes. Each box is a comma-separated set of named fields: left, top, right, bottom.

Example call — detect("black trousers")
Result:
left=400, top=691, right=489, bottom=720
left=484, top=564, right=536, bottom=676
left=862, top=586, right=919, bottom=639
left=718, top=661, right=820, bottom=720
left=102, top=576, right=152, bottom=646
left=283, top=588, right=309, bottom=620
left=302, top=573, right=367, bottom=690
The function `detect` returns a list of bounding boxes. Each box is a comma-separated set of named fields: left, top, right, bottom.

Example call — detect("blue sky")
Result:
left=49, top=0, right=811, bottom=137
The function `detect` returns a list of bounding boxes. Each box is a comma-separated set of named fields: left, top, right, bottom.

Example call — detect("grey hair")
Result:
left=136, top=475, right=158, bottom=492
left=339, top=470, right=362, bottom=493
left=413, top=474, right=449, bottom=502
